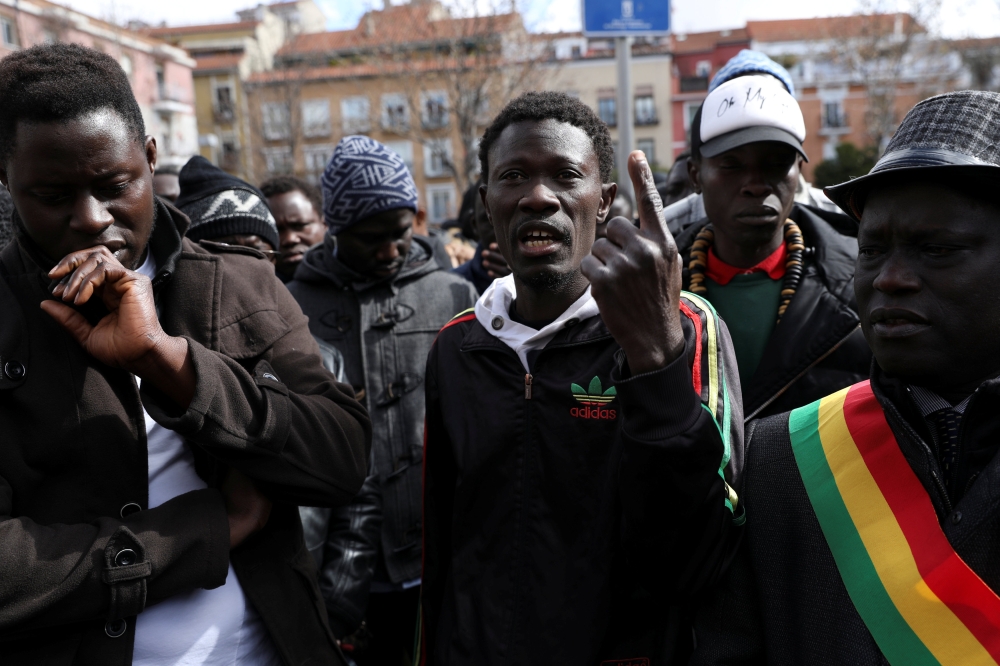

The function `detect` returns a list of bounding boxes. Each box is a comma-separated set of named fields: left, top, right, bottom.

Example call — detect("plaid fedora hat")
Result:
left=825, top=90, right=1000, bottom=220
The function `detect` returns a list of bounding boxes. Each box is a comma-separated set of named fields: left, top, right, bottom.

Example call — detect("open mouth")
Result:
left=869, top=308, right=930, bottom=338
left=517, top=225, right=565, bottom=258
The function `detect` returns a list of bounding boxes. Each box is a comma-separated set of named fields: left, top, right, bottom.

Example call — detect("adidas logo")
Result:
left=570, top=376, right=617, bottom=420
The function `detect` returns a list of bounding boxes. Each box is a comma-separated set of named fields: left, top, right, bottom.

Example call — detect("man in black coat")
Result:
left=692, top=90, right=1000, bottom=665
left=677, top=58, right=870, bottom=422
left=422, top=92, right=744, bottom=665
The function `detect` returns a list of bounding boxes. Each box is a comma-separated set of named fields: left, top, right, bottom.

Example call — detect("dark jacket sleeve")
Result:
left=0, top=483, right=230, bottom=634
left=420, top=335, right=456, bottom=664
left=315, top=457, right=382, bottom=638
left=297, top=338, right=381, bottom=638
left=142, top=264, right=372, bottom=509
left=614, top=294, right=745, bottom=597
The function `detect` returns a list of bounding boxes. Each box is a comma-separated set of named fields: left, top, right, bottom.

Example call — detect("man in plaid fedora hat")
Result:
left=691, top=90, right=1000, bottom=665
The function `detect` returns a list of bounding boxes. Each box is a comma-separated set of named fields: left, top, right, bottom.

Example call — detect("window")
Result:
left=423, top=139, right=453, bottom=178
left=598, top=97, right=617, bottom=127
left=384, top=140, right=414, bottom=171
left=1, top=16, right=16, bottom=47
left=304, top=144, right=333, bottom=183
left=637, top=138, right=655, bottom=165
left=381, top=93, right=409, bottom=132
left=220, top=137, right=241, bottom=172
left=302, top=99, right=331, bottom=137
left=213, top=81, right=235, bottom=122
left=341, top=96, right=370, bottom=133
left=460, top=89, right=490, bottom=124
left=635, top=94, right=656, bottom=125
left=822, top=101, right=847, bottom=129
left=155, top=63, right=166, bottom=100
left=695, top=60, right=712, bottom=77
left=571, top=45, right=581, bottom=58
left=120, top=54, right=133, bottom=79
left=261, top=102, right=291, bottom=140
left=263, top=147, right=294, bottom=175
left=426, top=184, right=456, bottom=223
left=421, top=91, right=449, bottom=129
left=42, top=29, right=58, bottom=44
left=683, top=102, right=700, bottom=130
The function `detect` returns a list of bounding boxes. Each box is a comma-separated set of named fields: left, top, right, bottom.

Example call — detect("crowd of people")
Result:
left=2, top=38, right=1000, bottom=666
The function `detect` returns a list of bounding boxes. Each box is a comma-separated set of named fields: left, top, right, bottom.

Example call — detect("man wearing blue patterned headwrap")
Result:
left=286, top=136, right=477, bottom=666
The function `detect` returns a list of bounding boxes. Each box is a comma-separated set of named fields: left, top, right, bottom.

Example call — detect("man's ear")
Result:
left=412, top=208, right=428, bottom=235
left=478, top=184, right=492, bottom=224
left=145, top=136, right=158, bottom=174
left=688, top=157, right=702, bottom=194
left=598, top=182, right=617, bottom=222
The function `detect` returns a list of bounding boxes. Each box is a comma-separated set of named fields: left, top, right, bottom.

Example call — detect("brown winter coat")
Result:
left=0, top=200, right=371, bottom=665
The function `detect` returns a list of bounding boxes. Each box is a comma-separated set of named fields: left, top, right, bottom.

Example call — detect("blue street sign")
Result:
left=582, top=0, right=670, bottom=36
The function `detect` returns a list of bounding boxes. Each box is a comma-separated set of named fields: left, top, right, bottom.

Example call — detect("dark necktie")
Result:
left=928, top=407, right=962, bottom=490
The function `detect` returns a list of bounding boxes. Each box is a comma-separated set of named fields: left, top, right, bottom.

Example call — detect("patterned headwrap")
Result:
left=321, top=135, right=420, bottom=234
left=709, top=49, right=795, bottom=96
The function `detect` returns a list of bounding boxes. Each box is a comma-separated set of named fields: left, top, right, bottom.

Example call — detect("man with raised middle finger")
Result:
left=421, top=91, right=745, bottom=665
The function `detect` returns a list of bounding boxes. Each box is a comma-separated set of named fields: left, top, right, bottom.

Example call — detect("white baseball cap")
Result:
left=697, top=74, right=807, bottom=161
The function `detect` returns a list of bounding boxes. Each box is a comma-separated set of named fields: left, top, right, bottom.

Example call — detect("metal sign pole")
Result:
left=615, top=35, right=634, bottom=204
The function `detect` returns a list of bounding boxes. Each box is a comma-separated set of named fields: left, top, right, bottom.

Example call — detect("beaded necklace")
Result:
left=687, top=219, right=806, bottom=325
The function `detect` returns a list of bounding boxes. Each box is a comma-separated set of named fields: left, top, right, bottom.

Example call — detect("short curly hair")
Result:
left=0, top=43, right=145, bottom=165
left=259, top=175, right=324, bottom=217
left=478, top=91, right=614, bottom=183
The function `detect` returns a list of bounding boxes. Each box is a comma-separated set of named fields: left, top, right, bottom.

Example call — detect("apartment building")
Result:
left=541, top=35, right=674, bottom=171
left=0, top=0, right=198, bottom=169
left=670, top=28, right=751, bottom=158
left=665, top=15, right=966, bottom=178
left=247, top=0, right=527, bottom=223
left=145, top=3, right=326, bottom=179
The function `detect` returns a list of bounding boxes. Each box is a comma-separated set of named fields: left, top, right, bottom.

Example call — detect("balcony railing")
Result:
left=822, top=112, right=849, bottom=129
left=214, top=102, right=236, bottom=123
left=680, top=76, right=709, bottom=92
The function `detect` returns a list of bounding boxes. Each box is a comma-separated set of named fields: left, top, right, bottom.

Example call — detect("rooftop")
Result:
left=193, top=53, right=245, bottom=72
left=277, top=2, right=521, bottom=57
left=746, top=13, right=924, bottom=42
left=671, top=28, right=750, bottom=54
left=146, top=20, right=260, bottom=38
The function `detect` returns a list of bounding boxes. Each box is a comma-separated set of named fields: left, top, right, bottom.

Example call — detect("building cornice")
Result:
left=0, top=0, right=197, bottom=67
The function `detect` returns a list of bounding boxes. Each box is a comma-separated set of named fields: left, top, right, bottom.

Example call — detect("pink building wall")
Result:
left=0, top=0, right=198, bottom=167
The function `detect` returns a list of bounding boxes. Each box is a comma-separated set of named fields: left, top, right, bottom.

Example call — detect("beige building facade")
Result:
left=247, top=1, right=528, bottom=222
left=248, top=67, right=477, bottom=223
left=146, top=1, right=324, bottom=179
left=541, top=36, right=673, bottom=172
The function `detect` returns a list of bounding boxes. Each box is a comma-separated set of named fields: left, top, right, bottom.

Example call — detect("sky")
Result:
left=59, top=0, right=1000, bottom=38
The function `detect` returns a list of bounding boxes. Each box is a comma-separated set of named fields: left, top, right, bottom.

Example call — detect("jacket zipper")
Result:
left=745, top=324, right=861, bottom=422
left=524, top=373, right=533, bottom=400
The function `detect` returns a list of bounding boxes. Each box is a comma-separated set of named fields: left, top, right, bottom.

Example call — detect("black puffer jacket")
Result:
left=691, top=364, right=1000, bottom=665
left=675, top=203, right=871, bottom=421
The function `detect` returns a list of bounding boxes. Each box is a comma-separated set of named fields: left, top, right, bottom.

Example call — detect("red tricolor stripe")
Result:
left=843, top=383, right=1000, bottom=660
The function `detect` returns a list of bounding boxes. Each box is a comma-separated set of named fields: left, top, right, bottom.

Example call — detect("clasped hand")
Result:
left=42, top=246, right=270, bottom=547
left=581, top=151, right=686, bottom=375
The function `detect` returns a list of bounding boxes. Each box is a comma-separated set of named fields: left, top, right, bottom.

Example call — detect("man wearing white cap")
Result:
left=674, top=73, right=871, bottom=421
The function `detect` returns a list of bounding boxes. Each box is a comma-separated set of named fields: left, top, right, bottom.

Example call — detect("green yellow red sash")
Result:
left=789, top=381, right=1000, bottom=665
